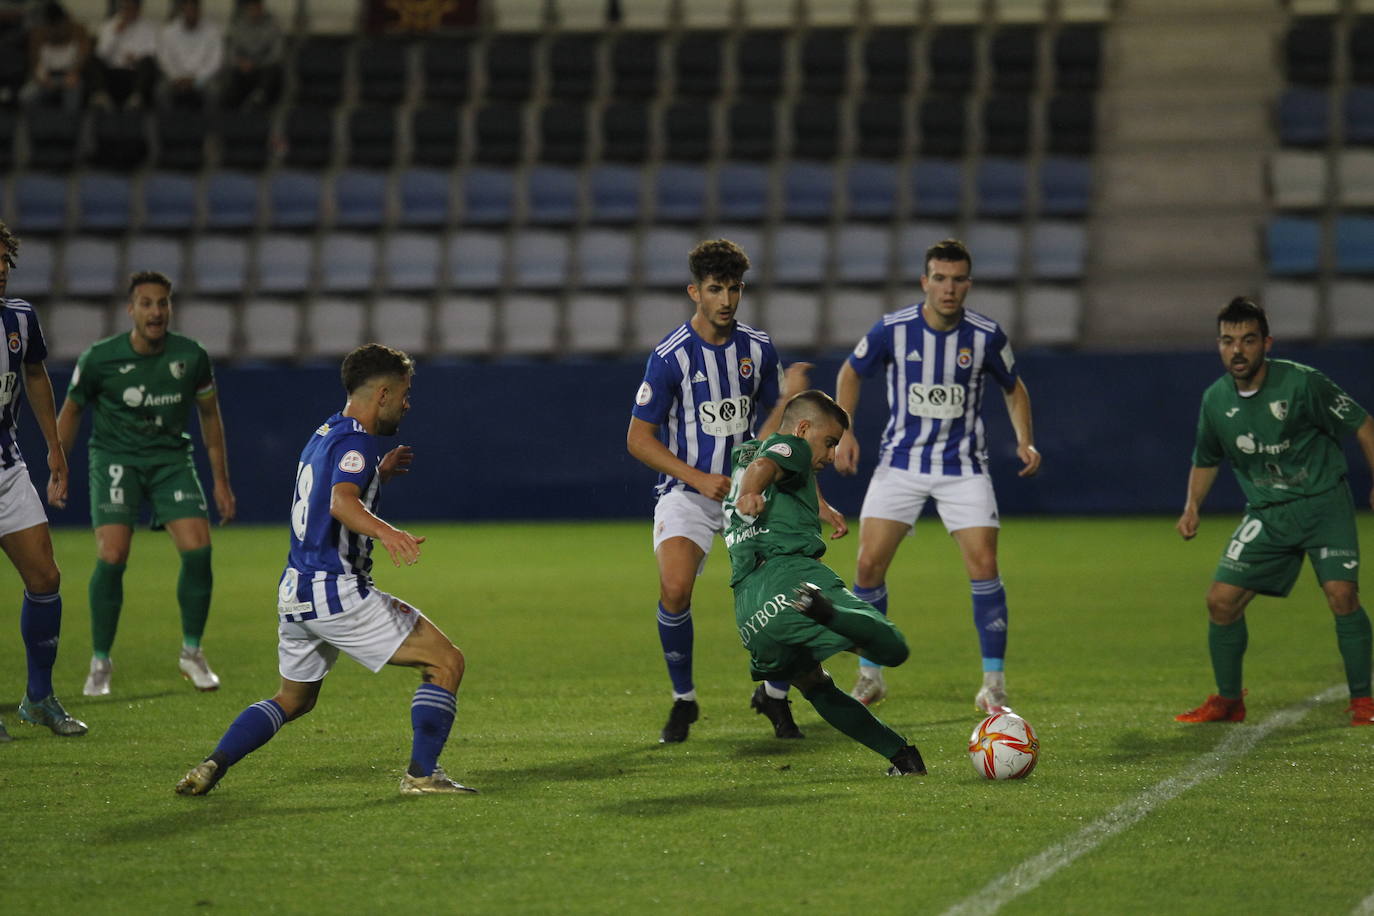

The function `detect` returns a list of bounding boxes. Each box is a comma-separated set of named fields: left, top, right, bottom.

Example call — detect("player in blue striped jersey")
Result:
left=627, top=238, right=828, bottom=743
left=835, top=239, right=1041, bottom=715
left=177, top=344, right=475, bottom=796
left=0, top=221, right=86, bottom=740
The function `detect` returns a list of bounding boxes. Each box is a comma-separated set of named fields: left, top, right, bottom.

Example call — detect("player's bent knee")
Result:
left=23, top=563, right=60, bottom=596
left=868, top=638, right=909, bottom=669
left=793, top=667, right=833, bottom=697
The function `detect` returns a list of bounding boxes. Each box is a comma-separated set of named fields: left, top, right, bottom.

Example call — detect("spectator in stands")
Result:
left=220, top=0, right=282, bottom=111
left=88, top=0, right=158, bottom=110
left=19, top=1, right=89, bottom=112
left=156, top=0, right=221, bottom=110
left=0, top=0, right=37, bottom=107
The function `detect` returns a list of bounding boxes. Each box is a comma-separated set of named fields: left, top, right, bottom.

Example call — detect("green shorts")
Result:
left=88, top=452, right=208, bottom=529
left=733, top=554, right=896, bottom=682
left=1213, top=483, right=1361, bottom=597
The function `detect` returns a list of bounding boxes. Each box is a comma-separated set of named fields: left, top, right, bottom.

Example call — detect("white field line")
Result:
left=942, top=685, right=1347, bottom=916
left=1353, top=891, right=1374, bottom=916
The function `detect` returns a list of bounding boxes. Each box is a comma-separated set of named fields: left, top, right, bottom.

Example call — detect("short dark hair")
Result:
left=924, top=238, right=973, bottom=276
left=688, top=238, right=750, bottom=285
left=1217, top=296, right=1269, bottom=338
left=127, top=270, right=173, bottom=298
left=781, top=389, right=851, bottom=433
left=0, top=221, right=18, bottom=270
left=341, top=343, right=414, bottom=394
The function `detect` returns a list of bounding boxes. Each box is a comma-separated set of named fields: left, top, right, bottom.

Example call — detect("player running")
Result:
left=1175, top=297, right=1374, bottom=727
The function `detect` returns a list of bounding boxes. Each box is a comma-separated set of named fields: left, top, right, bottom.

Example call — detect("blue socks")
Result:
left=212, top=699, right=285, bottom=769
left=409, top=683, right=457, bottom=777
left=20, top=590, right=62, bottom=702
left=972, top=577, right=1008, bottom=672
left=657, top=603, right=695, bottom=696
left=853, top=583, right=888, bottom=669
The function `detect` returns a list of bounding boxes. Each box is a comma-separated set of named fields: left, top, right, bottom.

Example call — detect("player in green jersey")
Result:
left=56, top=271, right=236, bottom=697
left=724, top=390, right=926, bottom=775
left=1175, top=298, right=1374, bottom=727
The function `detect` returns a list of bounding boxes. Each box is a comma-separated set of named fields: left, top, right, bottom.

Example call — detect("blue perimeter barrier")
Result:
left=18, top=344, right=1374, bottom=528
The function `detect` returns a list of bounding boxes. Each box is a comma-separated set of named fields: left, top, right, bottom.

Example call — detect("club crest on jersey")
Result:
left=6, top=331, right=18, bottom=354
left=957, top=347, right=973, bottom=369
left=169, top=360, right=186, bottom=380
left=338, top=450, right=366, bottom=473
left=854, top=337, right=869, bottom=359
left=635, top=381, right=652, bottom=406
left=1269, top=400, right=1288, bottom=421
left=739, top=357, right=754, bottom=379
left=766, top=442, right=793, bottom=458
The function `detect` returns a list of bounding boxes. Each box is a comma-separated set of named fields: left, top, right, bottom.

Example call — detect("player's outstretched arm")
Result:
left=1003, top=378, right=1040, bottom=477
left=329, top=481, right=424, bottom=566
left=22, top=361, right=67, bottom=508
left=195, top=392, right=236, bottom=524
left=735, top=456, right=781, bottom=518
left=626, top=416, right=730, bottom=500
left=1355, top=415, right=1374, bottom=511
left=833, top=363, right=863, bottom=475
left=1176, top=465, right=1220, bottom=540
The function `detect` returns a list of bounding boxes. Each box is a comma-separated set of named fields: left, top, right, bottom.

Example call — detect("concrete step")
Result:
left=1082, top=270, right=1265, bottom=349
left=1106, top=23, right=1282, bottom=88
left=1093, top=149, right=1269, bottom=210
left=1087, top=212, right=1264, bottom=272
left=1098, top=89, right=1277, bottom=148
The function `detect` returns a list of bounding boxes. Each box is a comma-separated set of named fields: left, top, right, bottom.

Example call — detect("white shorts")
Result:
left=652, top=488, right=724, bottom=574
left=277, top=589, right=423, bottom=682
left=860, top=465, right=1001, bottom=535
left=0, top=461, right=49, bottom=538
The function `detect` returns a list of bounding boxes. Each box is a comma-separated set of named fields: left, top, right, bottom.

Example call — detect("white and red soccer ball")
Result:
left=969, top=712, right=1039, bottom=780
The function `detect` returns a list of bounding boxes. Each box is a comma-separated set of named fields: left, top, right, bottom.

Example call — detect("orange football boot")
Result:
left=1348, top=696, right=1374, bottom=726
left=1175, top=692, right=1247, bottom=723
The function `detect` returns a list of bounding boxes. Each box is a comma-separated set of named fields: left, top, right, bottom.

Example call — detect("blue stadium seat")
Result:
left=398, top=167, right=451, bottom=228
left=976, top=157, right=1027, bottom=217
left=566, top=292, right=627, bottom=354
left=502, top=294, right=561, bottom=355
left=190, top=235, right=250, bottom=296
left=241, top=299, right=301, bottom=359
left=526, top=165, right=581, bottom=226
left=834, top=223, right=892, bottom=284
left=125, top=236, right=184, bottom=286
left=716, top=162, right=772, bottom=223
left=965, top=222, right=1021, bottom=281
left=897, top=221, right=955, bottom=282
left=1266, top=216, right=1322, bottom=275
left=1039, top=156, right=1092, bottom=216
left=373, top=296, right=430, bottom=356
left=14, top=174, right=68, bottom=232
left=462, top=167, right=517, bottom=225
left=204, top=172, right=260, bottom=230
left=5, top=237, right=55, bottom=299
left=332, top=170, right=389, bottom=229
left=640, top=227, right=699, bottom=287
left=437, top=294, right=496, bottom=355
left=143, top=172, right=199, bottom=231
left=771, top=225, right=828, bottom=285
left=653, top=163, right=709, bottom=223
left=1335, top=215, right=1374, bottom=273
left=304, top=297, right=366, bottom=359
left=911, top=159, right=964, bottom=218
left=270, top=171, right=324, bottom=230
left=1022, top=286, right=1082, bottom=346
left=1279, top=87, right=1331, bottom=147
left=576, top=228, right=635, bottom=288
left=255, top=233, right=315, bottom=294
left=761, top=287, right=822, bottom=351
left=1344, top=86, right=1374, bottom=146
left=77, top=173, right=134, bottom=232
left=384, top=232, right=442, bottom=292
left=63, top=237, right=122, bottom=297
left=846, top=160, right=899, bottom=220
left=781, top=161, right=836, bottom=221
left=510, top=229, right=572, bottom=289
left=447, top=230, right=506, bottom=290
left=588, top=164, right=642, bottom=224
left=1029, top=221, right=1087, bottom=279
left=319, top=234, right=378, bottom=292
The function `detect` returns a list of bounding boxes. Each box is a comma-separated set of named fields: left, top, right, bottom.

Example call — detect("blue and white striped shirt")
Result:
left=0, top=298, right=48, bottom=471
left=632, top=321, right=783, bottom=498
left=847, top=303, right=1018, bottom=476
left=277, top=413, right=382, bottom=622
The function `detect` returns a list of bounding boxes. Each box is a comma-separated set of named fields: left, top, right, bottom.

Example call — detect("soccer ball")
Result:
left=968, top=712, right=1039, bottom=780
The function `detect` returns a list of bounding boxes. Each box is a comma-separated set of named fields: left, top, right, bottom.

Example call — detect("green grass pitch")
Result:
left=2, top=516, right=1373, bottom=914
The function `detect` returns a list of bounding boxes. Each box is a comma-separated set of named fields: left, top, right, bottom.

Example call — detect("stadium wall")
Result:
left=22, top=345, right=1374, bottom=528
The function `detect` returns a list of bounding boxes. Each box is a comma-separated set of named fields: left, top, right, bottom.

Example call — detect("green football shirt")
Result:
left=1192, top=359, right=1368, bottom=508
left=723, top=433, right=827, bottom=586
left=67, top=331, right=215, bottom=465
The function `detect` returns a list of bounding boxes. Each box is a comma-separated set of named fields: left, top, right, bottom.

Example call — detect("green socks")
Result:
left=89, top=559, right=127, bottom=658
left=1334, top=607, right=1373, bottom=698
left=1208, top=617, right=1248, bottom=700
left=178, top=546, right=213, bottom=647
left=800, top=679, right=906, bottom=759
